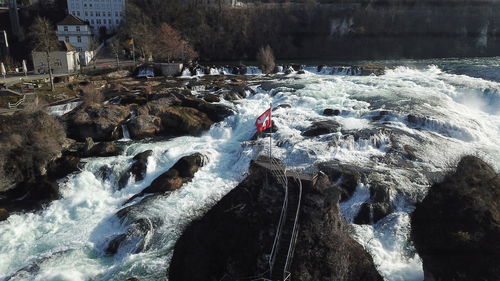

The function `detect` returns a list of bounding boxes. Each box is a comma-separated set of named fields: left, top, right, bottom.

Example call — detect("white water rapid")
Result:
left=1, top=62, right=500, bottom=281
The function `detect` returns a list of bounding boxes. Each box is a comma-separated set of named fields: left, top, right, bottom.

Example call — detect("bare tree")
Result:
left=109, top=38, right=121, bottom=69
left=155, top=24, right=198, bottom=63
left=257, top=45, right=275, bottom=74
left=29, top=17, right=59, bottom=91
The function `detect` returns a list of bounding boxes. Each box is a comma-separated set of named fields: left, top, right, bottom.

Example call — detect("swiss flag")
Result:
left=255, top=107, right=272, bottom=132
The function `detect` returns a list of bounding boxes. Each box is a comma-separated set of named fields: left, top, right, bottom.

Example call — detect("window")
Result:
left=77, top=36, right=82, bottom=43
left=77, top=11, right=80, bottom=16
left=108, top=12, right=111, bottom=17
left=65, top=36, right=69, bottom=42
left=91, top=19, right=94, bottom=24
left=116, top=19, right=119, bottom=24
left=85, top=11, right=88, bottom=16
left=64, top=26, right=68, bottom=32
left=90, top=11, right=93, bottom=16
left=76, top=26, right=80, bottom=32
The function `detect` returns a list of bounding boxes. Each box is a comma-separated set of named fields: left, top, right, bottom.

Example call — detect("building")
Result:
left=66, top=0, right=125, bottom=35
left=56, top=14, right=95, bottom=65
left=32, top=41, right=80, bottom=74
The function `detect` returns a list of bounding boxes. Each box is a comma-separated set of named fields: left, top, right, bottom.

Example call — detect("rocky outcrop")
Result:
left=125, top=96, right=233, bottom=140
left=411, top=156, right=500, bottom=281
left=168, top=158, right=383, bottom=281
left=177, top=95, right=234, bottom=123
left=126, top=153, right=206, bottom=202
left=62, top=104, right=130, bottom=142
left=105, top=153, right=207, bottom=256
left=302, top=120, right=342, bottom=137
left=0, top=110, right=73, bottom=213
left=317, top=161, right=362, bottom=202
left=203, top=93, right=220, bottom=103
left=0, top=176, right=60, bottom=213
left=127, top=115, right=162, bottom=139
left=323, top=108, right=341, bottom=116
left=0, top=208, right=9, bottom=221
left=354, top=182, right=393, bottom=225
left=159, top=106, right=213, bottom=136
left=118, top=150, right=153, bottom=189
left=46, top=155, right=80, bottom=180
left=85, top=141, right=122, bottom=157
left=105, top=217, right=154, bottom=255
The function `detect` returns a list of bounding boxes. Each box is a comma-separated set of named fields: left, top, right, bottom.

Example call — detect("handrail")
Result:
left=8, top=95, right=26, bottom=109
left=283, top=174, right=302, bottom=279
left=268, top=158, right=288, bottom=272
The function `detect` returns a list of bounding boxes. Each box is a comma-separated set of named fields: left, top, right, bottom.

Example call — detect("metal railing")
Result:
left=223, top=150, right=303, bottom=281
left=8, top=95, right=25, bottom=109
left=283, top=174, right=303, bottom=279
left=268, top=158, right=288, bottom=272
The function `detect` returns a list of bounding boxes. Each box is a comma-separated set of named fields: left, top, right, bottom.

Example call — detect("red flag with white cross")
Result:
left=255, top=107, right=272, bottom=132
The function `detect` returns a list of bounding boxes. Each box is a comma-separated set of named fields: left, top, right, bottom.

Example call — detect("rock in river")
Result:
left=411, top=156, right=500, bottom=281
left=168, top=157, right=383, bottom=281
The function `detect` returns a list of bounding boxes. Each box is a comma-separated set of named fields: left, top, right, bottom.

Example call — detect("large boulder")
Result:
left=124, top=153, right=206, bottom=203
left=177, top=95, right=233, bottom=122
left=159, top=106, right=214, bottom=136
left=46, top=155, right=80, bottom=180
left=0, top=176, right=60, bottom=213
left=0, top=208, right=9, bottom=221
left=302, top=120, right=342, bottom=137
left=127, top=115, right=162, bottom=139
left=354, top=182, right=393, bottom=225
left=62, top=104, right=130, bottom=142
left=118, top=150, right=153, bottom=189
left=85, top=141, right=122, bottom=157
left=323, top=108, right=341, bottom=116
left=168, top=158, right=383, bottom=281
left=0, top=110, right=69, bottom=213
left=411, top=156, right=500, bottom=281
left=317, top=161, right=363, bottom=202
left=105, top=218, right=154, bottom=255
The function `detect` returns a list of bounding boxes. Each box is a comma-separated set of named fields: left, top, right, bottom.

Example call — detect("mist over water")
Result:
left=2, top=58, right=500, bottom=281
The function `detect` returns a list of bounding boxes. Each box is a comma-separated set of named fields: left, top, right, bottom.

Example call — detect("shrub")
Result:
left=257, top=45, right=275, bottom=74
left=81, top=85, right=104, bottom=106
left=0, top=110, right=66, bottom=190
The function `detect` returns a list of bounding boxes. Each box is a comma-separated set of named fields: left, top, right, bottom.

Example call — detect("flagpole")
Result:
left=269, top=103, right=272, bottom=160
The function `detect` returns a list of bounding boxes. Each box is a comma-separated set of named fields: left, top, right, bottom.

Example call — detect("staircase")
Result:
left=269, top=176, right=302, bottom=281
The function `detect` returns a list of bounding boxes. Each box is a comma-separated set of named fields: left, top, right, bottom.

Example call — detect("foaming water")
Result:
left=1, top=62, right=500, bottom=281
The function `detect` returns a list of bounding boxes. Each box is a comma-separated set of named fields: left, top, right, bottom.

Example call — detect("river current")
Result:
left=1, top=58, right=500, bottom=281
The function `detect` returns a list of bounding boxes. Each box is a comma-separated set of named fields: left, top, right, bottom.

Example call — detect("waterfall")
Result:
left=121, top=124, right=131, bottom=140
left=47, top=101, right=82, bottom=117
left=3, top=61, right=500, bottom=281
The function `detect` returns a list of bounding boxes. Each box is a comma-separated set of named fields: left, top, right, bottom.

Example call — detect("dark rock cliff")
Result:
left=168, top=157, right=383, bottom=281
left=411, top=156, right=500, bottom=281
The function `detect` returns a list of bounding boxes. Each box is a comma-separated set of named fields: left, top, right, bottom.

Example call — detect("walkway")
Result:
left=255, top=157, right=304, bottom=281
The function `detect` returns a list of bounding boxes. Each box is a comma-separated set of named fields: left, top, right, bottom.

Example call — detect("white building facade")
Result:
left=67, top=0, right=125, bottom=34
left=32, top=41, right=81, bottom=75
left=56, top=15, right=95, bottom=66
